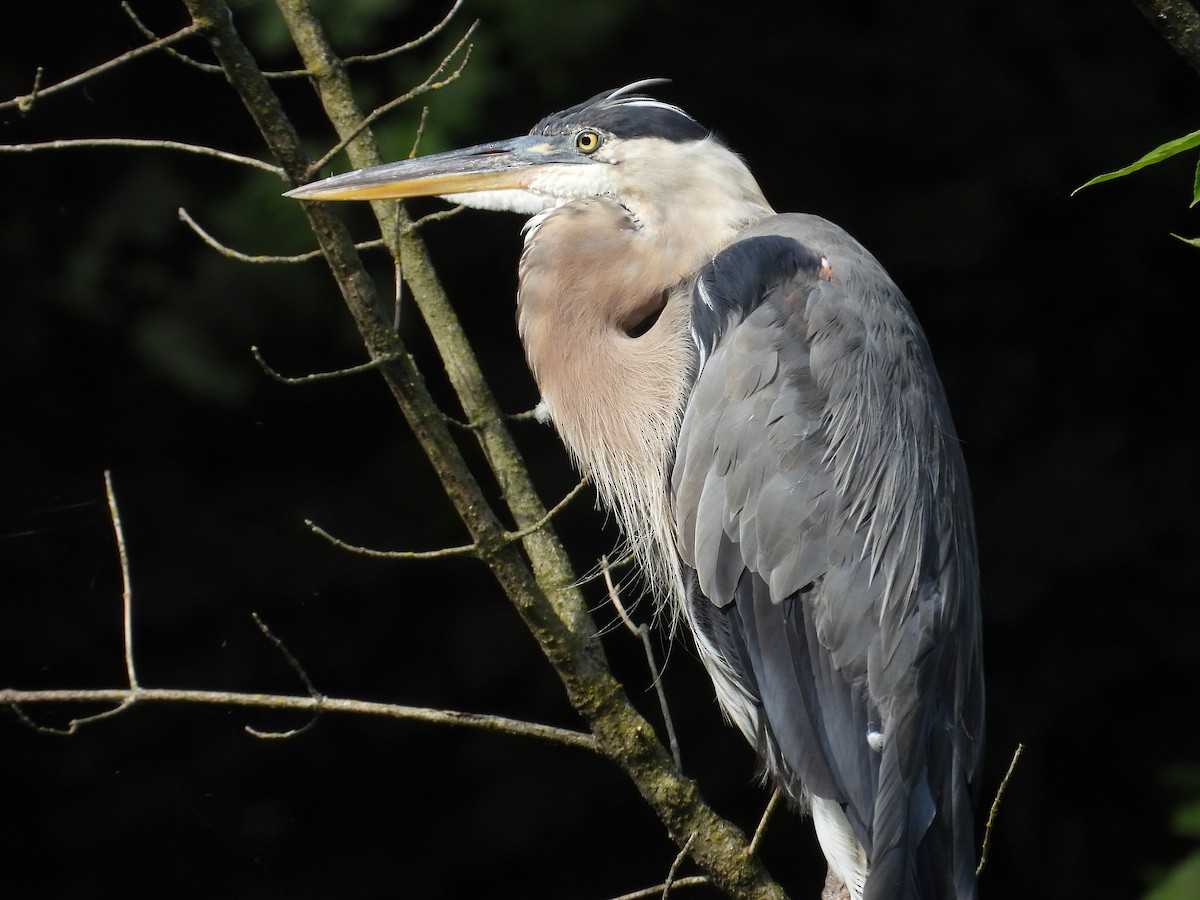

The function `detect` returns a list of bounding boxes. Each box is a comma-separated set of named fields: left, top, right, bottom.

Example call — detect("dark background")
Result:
left=3, top=1, right=1198, bottom=897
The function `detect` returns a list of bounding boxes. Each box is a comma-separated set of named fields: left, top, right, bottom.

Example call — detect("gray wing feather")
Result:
left=673, top=214, right=984, bottom=899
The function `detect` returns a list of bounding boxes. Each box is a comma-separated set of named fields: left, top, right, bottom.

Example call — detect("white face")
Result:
left=441, top=155, right=618, bottom=216
left=438, top=188, right=560, bottom=215
left=286, top=123, right=768, bottom=243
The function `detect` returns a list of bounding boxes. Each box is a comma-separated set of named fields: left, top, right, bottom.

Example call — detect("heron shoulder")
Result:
left=680, top=211, right=979, bottom=660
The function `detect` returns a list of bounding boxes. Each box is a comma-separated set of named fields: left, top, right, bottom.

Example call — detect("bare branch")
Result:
left=746, top=789, right=784, bottom=857
left=438, top=411, right=484, bottom=432
left=607, top=877, right=710, bottom=900
left=411, top=205, right=465, bottom=229
left=282, top=432, right=578, bottom=566
left=0, top=139, right=283, bottom=176
left=7, top=474, right=142, bottom=734
left=244, top=717, right=318, bottom=740
left=508, top=407, right=547, bottom=422
left=179, top=207, right=385, bottom=263
left=123, top=1, right=467, bottom=79
left=103, top=472, right=138, bottom=691
left=7, top=695, right=129, bottom=736
left=177, top=200, right=453, bottom=274
left=504, top=478, right=590, bottom=542
left=342, top=0, right=467, bottom=65
left=308, top=486, right=587, bottom=558
left=976, top=742, right=1024, bottom=877
left=307, top=22, right=477, bottom=176
left=1, top=21, right=202, bottom=113
left=120, top=2, right=224, bottom=75
left=603, top=559, right=681, bottom=768
left=251, top=613, right=320, bottom=699
left=663, top=832, right=698, bottom=898
left=305, top=518, right=478, bottom=560
left=1, top=687, right=600, bottom=752
left=244, top=612, right=322, bottom=739
left=409, top=106, right=431, bottom=157
left=124, top=2, right=299, bottom=80
left=16, top=68, right=44, bottom=115
left=274, top=0, right=601, bottom=642
left=250, top=345, right=403, bottom=384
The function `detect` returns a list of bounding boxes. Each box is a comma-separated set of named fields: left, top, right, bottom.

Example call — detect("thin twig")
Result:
left=409, top=106, right=431, bottom=158
left=7, top=694, right=130, bottom=736
left=392, top=246, right=405, bottom=333
left=245, top=612, right=322, bottom=739
left=250, top=345, right=403, bottom=384
left=342, top=0, right=466, bottom=65
left=663, top=833, right=698, bottom=899
left=2, top=22, right=202, bottom=112
left=244, top=719, right=316, bottom=740
left=438, top=411, right=483, bottom=432
left=7, top=473, right=143, bottom=735
left=1, top=687, right=601, bottom=752
left=0, top=139, right=283, bottom=176
left=746, top=788, right=784, bottom=857
left=307, top=23, right=476, bottom=176
left=120, top=2, right=223, bottom=75
left=411, top=206, right=466, bottom=229
left=306, top=474, right=583, bottom=559
left=305, top=519, right=478, bottom=560
left=179, top=208, right=384, bottom=263
left=508, top=401, right=553, bottom=425
left=602, top=558, right=681, bottom=768
left=103, top=472, right=138, bottom=690
left=123, top=0, right=466, bottom=79
left=976, top=742, right=1024, bottom=876
left=606, top=877, right=709, bottom=900
left=504, top=478, right=589, bottom=542
left=17, top=67, right=44, bottom=115
left=251, top=613, right=320, bottom=699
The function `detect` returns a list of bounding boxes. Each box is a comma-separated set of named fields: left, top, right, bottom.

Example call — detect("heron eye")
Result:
left=575, top=130, right=602, bottom=154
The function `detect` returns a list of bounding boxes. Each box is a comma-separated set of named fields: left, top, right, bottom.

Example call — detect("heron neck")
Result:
left=616, top=137, right=773, bottom=265
left=515, top=197, right=704, bottom=603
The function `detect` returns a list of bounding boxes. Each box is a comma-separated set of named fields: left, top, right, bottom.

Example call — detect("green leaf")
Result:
left=1170, top=233, right=1200, bottom=248
left=1176, top=797, right=1200, bottom=837
left=1145, top=852, right=1200, bottom=900
left=1072, top=127, right=1200, bottom=195
left=1192, top=155, right=1199, bottom=207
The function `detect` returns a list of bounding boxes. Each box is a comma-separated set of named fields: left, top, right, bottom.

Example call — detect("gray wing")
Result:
left=672, top=214, right=984, bottom=899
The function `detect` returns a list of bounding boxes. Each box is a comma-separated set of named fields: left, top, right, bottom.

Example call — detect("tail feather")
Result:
left=861, top=721, right=978, bottom=900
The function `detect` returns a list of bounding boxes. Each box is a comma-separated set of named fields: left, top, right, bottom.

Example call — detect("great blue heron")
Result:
left=288, top=81, right=985, bottom=900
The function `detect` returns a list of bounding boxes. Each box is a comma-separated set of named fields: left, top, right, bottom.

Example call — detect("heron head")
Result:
left=285, top=80, right=769, bottom=228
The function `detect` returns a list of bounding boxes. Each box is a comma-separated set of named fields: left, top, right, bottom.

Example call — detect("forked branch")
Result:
left=1, top=21, right=201, bottom=113
left=121, top=0, right=467, bottom=80
left=5, top=473, right=598, bottom=755
left=308, top=21, right=478, bottom=176
left=3, top=686, right=600, bottom=752
left=0, top=139, right=282, bottom=176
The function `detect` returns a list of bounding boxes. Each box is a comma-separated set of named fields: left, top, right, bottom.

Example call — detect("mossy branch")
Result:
left=271, top=0, right=597, bottom=641
left=1134, top=0, right=1200, bottom=78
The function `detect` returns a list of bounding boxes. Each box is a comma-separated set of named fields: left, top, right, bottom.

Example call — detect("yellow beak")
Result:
left=285, top=135, right=582, bottom=202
